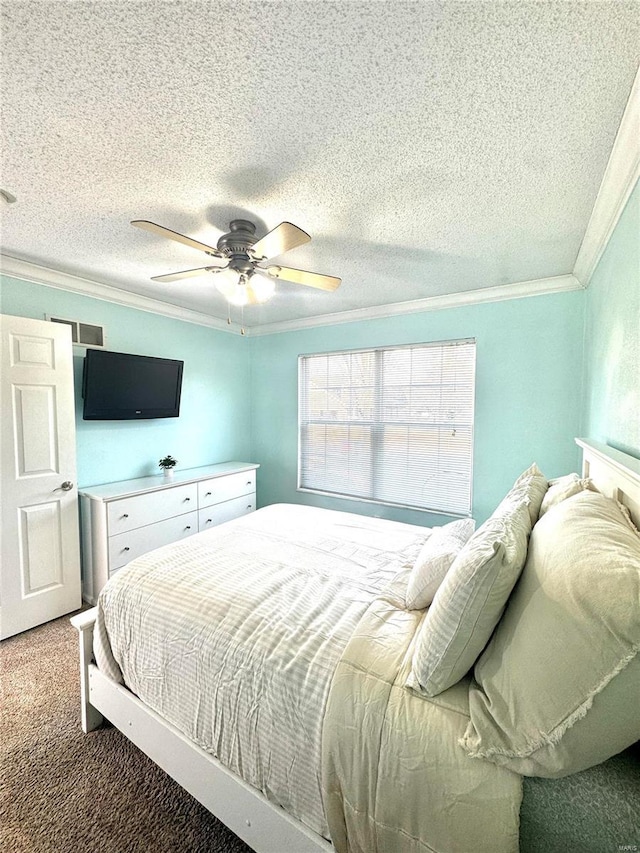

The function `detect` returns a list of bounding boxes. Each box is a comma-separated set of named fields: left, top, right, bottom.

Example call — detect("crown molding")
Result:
left=246, top=274, right=583, bottom=336
left=0, top=254, right=242, bottom=335
left=1, top=254, right=581, bottom=339
left=573, top=65, right=640, bottom=287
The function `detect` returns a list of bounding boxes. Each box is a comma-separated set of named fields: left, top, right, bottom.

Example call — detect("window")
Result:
left=298, top=339, right=476, bottom=515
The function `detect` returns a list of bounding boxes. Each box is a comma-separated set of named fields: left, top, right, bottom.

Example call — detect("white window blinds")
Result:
left=298, top=339, right=476, bottom=515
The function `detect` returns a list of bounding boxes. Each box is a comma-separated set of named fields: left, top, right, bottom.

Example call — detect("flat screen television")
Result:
left=82, top=349, right=184, bottom=420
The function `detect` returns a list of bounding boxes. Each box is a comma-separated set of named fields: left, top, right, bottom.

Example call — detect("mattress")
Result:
left=94, top=503, right=430, bottom=837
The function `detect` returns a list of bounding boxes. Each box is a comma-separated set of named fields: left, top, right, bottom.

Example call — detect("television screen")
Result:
left=82, top=349, right=184, bottom=420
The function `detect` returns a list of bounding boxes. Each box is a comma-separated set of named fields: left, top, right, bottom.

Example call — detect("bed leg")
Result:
left=70, top=608, right=103, bottom=733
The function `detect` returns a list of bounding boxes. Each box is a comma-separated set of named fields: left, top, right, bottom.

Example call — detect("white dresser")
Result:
left=79, top=461, right=259, bottom=603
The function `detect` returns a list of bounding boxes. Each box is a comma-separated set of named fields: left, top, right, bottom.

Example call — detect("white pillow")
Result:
left=617, top=500, right=640, bottom=536
left=508, top=463, right=549, bottom=524
left=405, top=519, right=476, bottom=610
left=462, top=491, right=640, bottom=777
left=408, top=499, right=532, bottom=697
left=538, top=473, right=596, bottom=517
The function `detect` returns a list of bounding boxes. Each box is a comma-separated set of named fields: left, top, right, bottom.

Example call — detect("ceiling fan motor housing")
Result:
left=217, top=220, right=257, bottom=254
left=217, top=220, right=260, bottom=275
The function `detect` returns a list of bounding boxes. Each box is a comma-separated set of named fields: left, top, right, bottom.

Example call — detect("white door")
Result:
left=0, top=314, right=81, bottom=639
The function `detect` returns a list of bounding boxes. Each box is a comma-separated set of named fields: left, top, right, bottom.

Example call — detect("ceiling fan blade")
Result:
left=151, top=265, right=228, bottom=283
left=265, top=265, right=341, bottom=291
left=251, top=222, right=311, bottom=261
left=132, top=220, right=225, bottom=258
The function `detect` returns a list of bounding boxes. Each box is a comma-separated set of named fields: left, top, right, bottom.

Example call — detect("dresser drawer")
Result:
left=108, top=510, right=198, bottom=571
left=198, top=494, right=256, bottom=531
left=198, top=470, right=256, bottom=508
left=107, top=483, right=198, bottom=536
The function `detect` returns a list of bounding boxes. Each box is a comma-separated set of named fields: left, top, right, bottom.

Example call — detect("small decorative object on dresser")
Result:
left=158, top=455, right=177, bottom=479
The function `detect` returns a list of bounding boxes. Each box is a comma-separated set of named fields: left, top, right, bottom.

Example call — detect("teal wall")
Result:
left=582, top=181, right=640, bottom=458
left=7, top=197, right=636, bottom=531
left=250, top=291, right=585, bottom=526
left=0, top=275, right=251, bottom=489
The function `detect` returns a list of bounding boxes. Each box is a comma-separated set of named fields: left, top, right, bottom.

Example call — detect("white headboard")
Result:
left=576, top=438, right=640, bottom=529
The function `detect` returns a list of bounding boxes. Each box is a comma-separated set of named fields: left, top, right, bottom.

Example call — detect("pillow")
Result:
left=616, top=500, right=640, bottom=536
left=538, top=473, right=596, bottom=517
left=405, top=518, right=476, bottom=610
left=461, top=490, right=640, bottom=777
left=408, top=499, right=532, bottom=697
left=490, top=463, right=548, bottom=525
left=508, top=463, right=549, bottom=524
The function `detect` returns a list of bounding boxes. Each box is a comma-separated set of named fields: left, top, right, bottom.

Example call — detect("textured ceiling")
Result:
left=1, top=1, right=638, bottom=328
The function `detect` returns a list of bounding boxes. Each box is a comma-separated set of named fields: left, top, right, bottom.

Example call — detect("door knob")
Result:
left=55, top=481, right=74, bottom=491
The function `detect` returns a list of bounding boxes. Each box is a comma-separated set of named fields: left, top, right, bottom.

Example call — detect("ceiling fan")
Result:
left=132, top=218, right=341, bottom=306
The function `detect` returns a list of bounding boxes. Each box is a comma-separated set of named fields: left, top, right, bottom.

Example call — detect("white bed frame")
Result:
left=576, top=438, right=640, bottom=526
left=69, top=619, right=332, bottom=853
left=71, top=438, right=640, bottom=853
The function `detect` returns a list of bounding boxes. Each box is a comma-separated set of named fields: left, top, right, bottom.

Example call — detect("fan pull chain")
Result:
left=227, top=303, right=246, bottom=335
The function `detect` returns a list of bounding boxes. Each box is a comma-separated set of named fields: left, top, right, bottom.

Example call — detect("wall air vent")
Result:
left=46, top=316, right=106, bottom=348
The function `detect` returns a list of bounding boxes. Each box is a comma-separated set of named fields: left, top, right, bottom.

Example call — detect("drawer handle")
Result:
left=123, top=513, right=129, bottom=519
left=185, top=525, right=191, bottom=530
left=124, top=546, right=130, bottom=552
left=247, top=505, right=252, bottom=509
left=206, top=518, right=212, bottom=523
left=184, top=497, right=191, bottom=502
left=205, top=491, right=212, bottom=497
left=246, top=481, right=252, bottom=485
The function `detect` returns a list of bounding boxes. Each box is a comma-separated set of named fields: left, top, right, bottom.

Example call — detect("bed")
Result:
left=72, top=438, right=640, bottom=852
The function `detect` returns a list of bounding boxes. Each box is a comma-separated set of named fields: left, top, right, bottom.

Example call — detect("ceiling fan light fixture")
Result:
left=215, top=279, right=236, bottom=300
left=216, top=272, right=275, bottom=306
left=229, top=288, right=250, bottom=307
left=249, top=275, right=276, bottom=303
left=217, top=274, right=253, bottom=307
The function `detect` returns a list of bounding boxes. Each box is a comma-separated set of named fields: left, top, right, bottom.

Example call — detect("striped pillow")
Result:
left=408, top=499, right=532, bottom=697
left=500, top=462, right=548, bottom=524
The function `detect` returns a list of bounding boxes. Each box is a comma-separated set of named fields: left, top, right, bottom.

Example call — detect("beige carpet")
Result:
left=0, top=611, right=253, bottom=853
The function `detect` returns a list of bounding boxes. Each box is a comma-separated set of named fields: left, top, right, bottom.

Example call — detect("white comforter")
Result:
left=322, top=596, right=522, bottom=853
left=94, top=503, right=429, bottom=837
